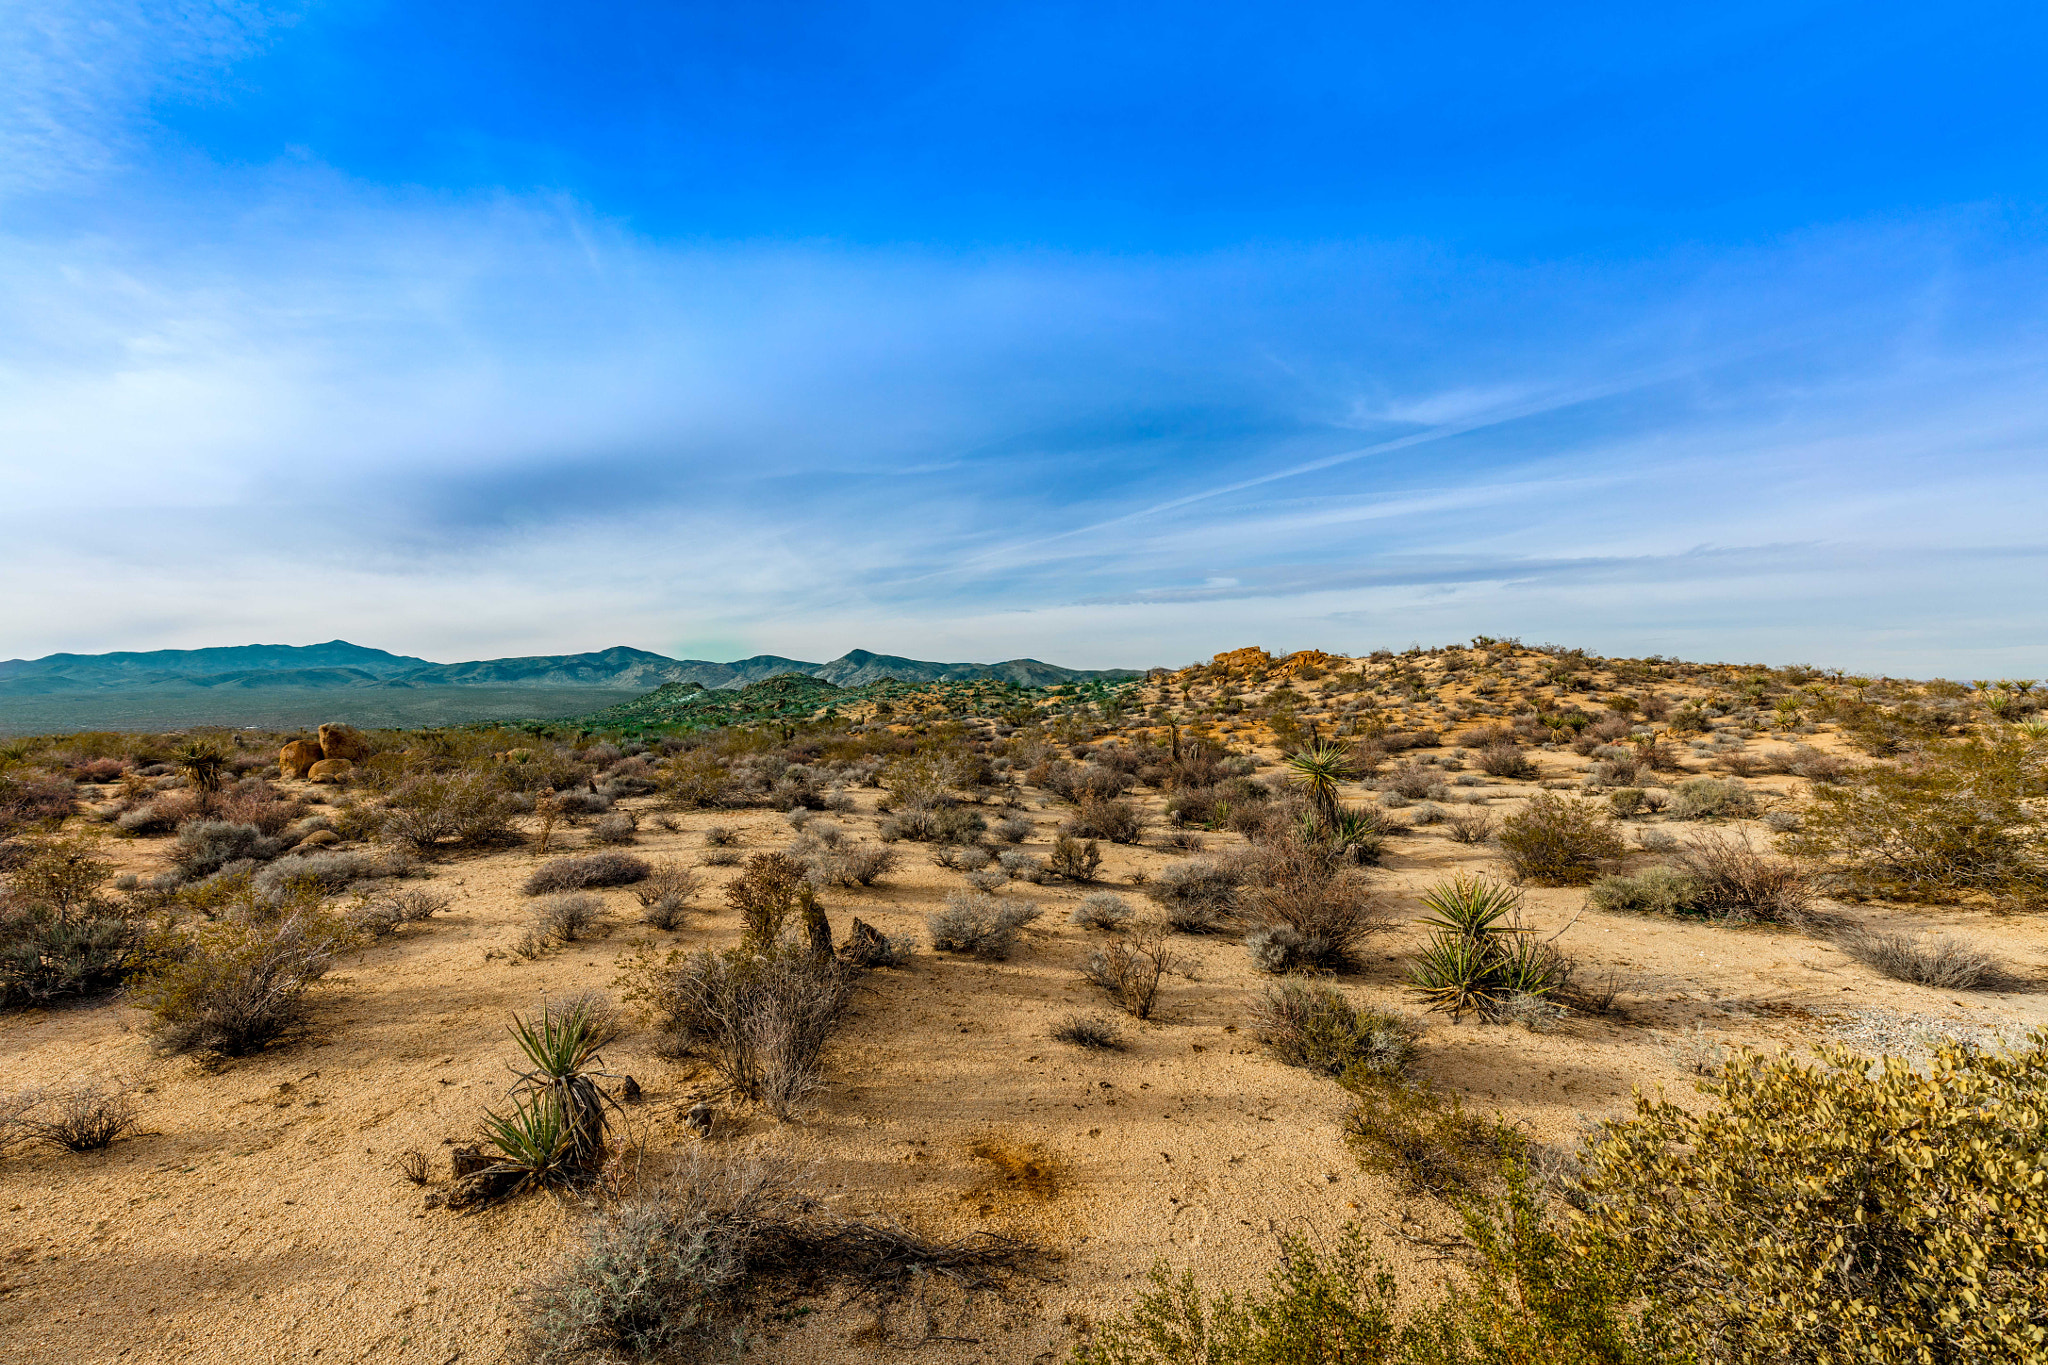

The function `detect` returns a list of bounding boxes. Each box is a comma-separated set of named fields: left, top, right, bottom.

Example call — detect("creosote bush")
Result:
left=1495, top=793, right=1626, bottom=885
left=134, top=887, right=356, bottom=1057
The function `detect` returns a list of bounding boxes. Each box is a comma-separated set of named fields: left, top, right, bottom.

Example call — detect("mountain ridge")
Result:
left=0, top=640, right=1145, bottom=696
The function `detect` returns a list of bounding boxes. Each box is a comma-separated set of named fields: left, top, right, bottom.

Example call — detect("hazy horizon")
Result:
left=7, top=4, right=2046, bottom=677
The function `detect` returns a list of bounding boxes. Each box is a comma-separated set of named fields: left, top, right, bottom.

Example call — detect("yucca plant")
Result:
left=1282, top=741, right=1355, bottom=834
left=507, top=997, right=620, bottom=1166
left=1407, top=875, right=1564, bottom=1022
left=476, top=1091, right=577, bottom=1195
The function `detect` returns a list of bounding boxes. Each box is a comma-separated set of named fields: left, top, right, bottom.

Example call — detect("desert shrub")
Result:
left=1164, top=829, right=1206, bottom=853
left=1781, top=745, right=1853, bottom=783
left=878, top=804, right=988, bottom=844
left=1608, top=787, right=1646, bottom=817
left=347, top=886, right=450, bottom=937
left=12, top=1080, right=142, bottom=1152
left=1343, top=1070, right=1529, bottom=1200
left=254, top=847, right=413, bottom=899
left=1406, top=875, right=1567, bottom=1022
left=1669, top=832, right=1816, bottom=925
left=952, top=843, right=994, bottom=870
left=704, top=825, right=741, bottom=846
left=658, top=750, right=733, bottom=810
left=1576, top=1035, right=2048, bottom=1364
left=996, top=850, right=1043, bottom=883
left=1586, top=865, right=1702, bottom=917
left=1048, top=835, right=1103, bottom=882
left=1145, top=857, right=1242, bottom=933
left=135, top=893, right=356, bottom=1056
left=927, top=891, right=1041, bottom=959
left=590, top=812, right=638, bottom=845
left=1477, top=743, right=1538, bottom=779
left=1082, top=929, right=1175, bottom=1019
left=114, top=803, right=179, bottom=836
left=647, top=945, right=858, bottom=1118
left=1667, top=776, right=1757, bottom=821
left=171, top=821, right=283, bottom=878
left=1251, top=980, right=1418, bottom=1079
left=1382, top=763, right=1444, bottom=800
left=523, top=852, right=651, bottom=897
left=1063, top=796, right=1147, bottom=845
left=382, top=770, right=519, bottom=850
left=1835, top=928, right=2009, bottom=990
left=633, top=861, right=700, bottom=929
left=536, top=893, right=605, bottom=943
left=1051, top=1013, right=1124, bottom=1049
left=1442, top=811, right=1497, bottom=845
left=1495, top=793, right=1626, bottom=885
left=994, top=815, right=1033, bottom=843
left=551, top=790, right=614, bottom=818
left=809, top=841, right=899, bottom=888
left=1071, top=891, right=1134, bottom=930
left=523, top=1146, right=801, bottom=1362
left=722, top=852, right=810, bottom=949
left=964, top=867, right=1008, bottom=893
left=0, top=769, right=77, bottom=835
left=1236, top=838, right=1385, bottom=971
left=0, top=836, right=141, bottom=1007
left=1785, top=735, right=2048, bottom=907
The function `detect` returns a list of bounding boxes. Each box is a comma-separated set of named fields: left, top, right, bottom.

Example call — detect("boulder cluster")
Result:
left=278, top=723, right=370, bottom=782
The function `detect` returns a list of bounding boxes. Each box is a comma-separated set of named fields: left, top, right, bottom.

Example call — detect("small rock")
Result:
left=684, top=1103, right=713, bottom=1137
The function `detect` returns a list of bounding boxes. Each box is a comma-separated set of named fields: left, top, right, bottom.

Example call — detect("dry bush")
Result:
left=1669, top=832, right=1817, bottom=925
left=1070, top=891, right=1134, bottom=931
left=803, top=841, right=899, bottom=889
left=135, top=893, right=355, bottom=1056
left=1082, top=928, right=1175, bottom=1019
left=590, top=812, right=638, bottom=845
left=171, top=820, right=284, bottom=878
left=1062, top=796, right=1147, bottom=845
left=1836, top=928, right=2010, bottom=990
left=346, top=886, right=450, bottom=937
left=1235, top=838, right=1385, bottom=971
left=723, top=853, right=809, bottom=948
left=14, top=1080, right=141, bottom=1152
left=1443, top=810, right=1497, bottom=844
left=1144, top=857, right=1242, bottom=933
left=995, top=815, right=1034, bottom=843
left=1047, top=834, right=1103, bottom=882
left=255, top=847, right=414, bottom=899
left=1495, top=793, right=1626, bottom=885
left=633, top=861, right=700, bottom=929
left=1051, top=1013, right=1124, bottom=1050
left=1381, top=763, right=1444, bottom=800
left=1250, top=980, right=1418, bottom=1079
left=648, top=946, right=858, bottom=1118
left=523, top=851, right=650, bottom=896
left=704, top=825, right=741, bottom=846
left=927, top=891, right=1041, bottom=959
left=1341, top=1070, right=1526, bottom=1199
left=1586, top=865, right=1701, bottom=918
left=1477, top=743, right=1538, bottom=779
left=1576, top=1036, right=2048, bottom=1363
left=535, top=893, right=605, bottom=943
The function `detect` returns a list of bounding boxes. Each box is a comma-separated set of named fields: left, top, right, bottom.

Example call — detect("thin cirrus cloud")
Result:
left=2, top=2, right=2046, bottom=675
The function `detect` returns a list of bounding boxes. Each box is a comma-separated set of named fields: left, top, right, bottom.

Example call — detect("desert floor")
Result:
left=5, top=748, right=2046, bottom=1365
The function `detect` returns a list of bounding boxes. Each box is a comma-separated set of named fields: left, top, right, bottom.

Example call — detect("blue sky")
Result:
left=5, top=2, right=2047, bottom=673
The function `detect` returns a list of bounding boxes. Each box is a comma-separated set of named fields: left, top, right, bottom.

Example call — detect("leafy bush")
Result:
left=927, top=890, right=1040, bottom=959
left=171, top=821, right=284, bottom=878
left=135, top=892, right=356, bottom=1056
left=1785, top=735, right=2048, bottom=907
left=1082, top=929, right=1175, bottom=1019
left=0, top=835, right=141, bottom=1007
left=1048, top=834, right=1103, bottom=882
left=1835, top=928, right=2009, bottom=990
left=523, top=852, right=651, bottom=896
left=1071, top=891, right=1134, bottom=930
left=1576, top=1035, right=2048, bottom=1364
left=1667, top=776, right=1757, bottom=821
left=1250, top=980, right=1418, bottom=1079
left=382, top=770, right=519, bottom=850
left=1495, top=793, right=1626, bottom=885
left=1586, top=865, right=1701, bottom=917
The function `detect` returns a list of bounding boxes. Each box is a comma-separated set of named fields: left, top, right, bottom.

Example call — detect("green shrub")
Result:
left=1250, top=980, right=1418, bottom=1078
left=1785, top=735, right=2048, bottom=907
left=1586, top=866, right=1700, bottom=917
left=0, top=835, right=141, bottom=1007
left=1405, top=876, right=1566, bottom=1022
left=134, top=890, right=357, bottom=1056
left=1667, top=777, right=1756, bottom=821
left=1495, top=794, right=1625, bottom=885
left=1576, top=1034, right=2048, bottom=1364
left=382, top=769, right=519, bottom=850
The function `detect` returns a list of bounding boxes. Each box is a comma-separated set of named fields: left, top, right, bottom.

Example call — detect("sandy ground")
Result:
left=6, top=750, right=2047, bottom=1365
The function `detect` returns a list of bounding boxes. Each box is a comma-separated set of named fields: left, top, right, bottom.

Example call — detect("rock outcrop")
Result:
left=307, top=758, right=355, bottom=783
left=317, top=723, right=370, bottom=762
left=278, top=739, right=325, bottom=778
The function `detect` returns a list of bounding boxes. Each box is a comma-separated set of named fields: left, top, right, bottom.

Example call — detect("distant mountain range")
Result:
left=0, top=641, right=1144, bottom=697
